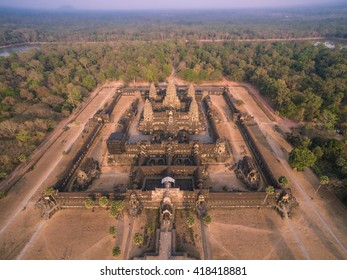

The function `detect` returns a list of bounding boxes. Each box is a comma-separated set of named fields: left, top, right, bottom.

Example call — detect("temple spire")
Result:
left=163, top=79, right=180, bottom=109
left=187, top=84, right=195, bottom=99
left=189, top=96, right=199, bottom=122
left=143, top=98, right=153, bottom=122
left=149, top=83, right=157, bottom=100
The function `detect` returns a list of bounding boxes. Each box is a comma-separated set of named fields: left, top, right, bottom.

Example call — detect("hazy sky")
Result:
left=0, top=0, right=343, bottom=10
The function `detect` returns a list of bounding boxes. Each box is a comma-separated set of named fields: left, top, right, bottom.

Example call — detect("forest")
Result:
left=0, top=5, right=346, bottom=46
left=0, top=7, right=346, bottom=200
left=0, top=41, right=174, bottom=177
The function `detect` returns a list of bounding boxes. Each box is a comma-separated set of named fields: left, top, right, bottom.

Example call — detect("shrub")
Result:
left=109, top=200, right=125, bottom=218
left=0, top=191, right=6, bottom=200
left=112, top=246, right=121, bottom=258
left=43, top=186, right=55, bottom=196
left=146, top=223, right=154, bottom=234
left=202, top=214, right=212, bottom=225
left=84, top=199, right=95, bottom=209
left=98, top=196, right=109, bottom=208
left=133, top=233, right=143, bottom=246
left=186, top=216, right=195, bottom=228
left=108, top=226, right=116, bottom=236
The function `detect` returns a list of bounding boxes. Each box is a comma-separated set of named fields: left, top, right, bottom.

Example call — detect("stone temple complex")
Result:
left=40, top=80, right=297, bottom=259
left=107, top=80, right=228, bottom=192
left=138, top=80, right=204, bottom=137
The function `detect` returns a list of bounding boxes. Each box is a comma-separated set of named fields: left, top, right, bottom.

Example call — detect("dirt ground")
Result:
left=174, top=209, right=203, bottom=259
left=206, top=164, right=248, bottom=192
left=1, top=204, right=343, bottom=260
left=208, top=207, right=345, bottom=260
left=18, top=208, right=117, bottom=260
left=208, top=208, right=296, bottom=259
left=128, top=209, right=158, bottom=259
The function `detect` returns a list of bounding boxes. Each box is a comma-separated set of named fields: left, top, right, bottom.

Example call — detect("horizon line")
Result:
left=0, top=2, right=346, bottom=13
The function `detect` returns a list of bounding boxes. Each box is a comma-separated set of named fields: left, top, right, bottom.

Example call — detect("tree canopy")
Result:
left=278, top=176, right=289, bottom=188
left=98, top=196, right=109, bottom=208
left=84, top=198, right=95, bottom=209
left=288, top=147, right=317, bottom=171
left=133, top=233, right=143, bottom=246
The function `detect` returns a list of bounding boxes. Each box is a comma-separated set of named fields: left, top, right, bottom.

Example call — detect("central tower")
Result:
left=162, top=79, right=181, bottom=109
left=138, top=82, right=205, bottom=137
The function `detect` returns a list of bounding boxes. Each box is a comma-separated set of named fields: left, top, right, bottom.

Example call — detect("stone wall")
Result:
left=223, top=91, right=281, bottom=189
left=52, top=189, right=275, bottom=209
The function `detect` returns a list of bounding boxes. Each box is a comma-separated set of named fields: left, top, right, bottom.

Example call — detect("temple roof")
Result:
left=189, top=94, right=199, bottom=121
left=163, top=79, right=180, bottom=109
left=149, top=83, right=157, bottom=99
left=144, top=98, right=154, bottom=122
left=187, top=84, right=195, bottom=99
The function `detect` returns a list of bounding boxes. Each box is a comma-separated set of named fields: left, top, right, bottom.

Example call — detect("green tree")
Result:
left=16, top=130, right=31, bottom=143
left=82, top=75, right=96, bottom=91
left=84, top=198, right=95, bottom=209
left=312, top=176, right=329, bottom=200
left=68, top=87, right=83, bottom=108
left=202, top=214, right=212, bottom=225
left=261, top=185, right=275, bottom=208
left=98, top=196, right=109, bottom=208
left=112, top=246, right=121, bottom=259
left=108, top=205, right=117, bottom=217
left=312, top=146, right=324, bottom=160
left=302, top=90, right=322, bottom=121
left=336, top=157, right=346, bottom=167
left=0, top=172, right=7, bottom=179
left=43, top=186, right=55, bottom=196
left=18, top=154, right=27, bottom=163
left=186, top=216, right=195, bottom=228
left=289, top=147, right=317, bottom=171
left=278, top=176, right=289, bottom=188
left=319, top=110, right=337, bottom=130
left=108, top=226, right=117, bottom=237
left=274, top=79, right=290, bottom=109
left=133, top=233, right=143, bottom=246
left=298, top=137, right=312, bottom=148
left=0, top=191, right=6, bottom=200
left=109, top=200, right=125, bottom=218
left=146, top=223, right=154, bottom=235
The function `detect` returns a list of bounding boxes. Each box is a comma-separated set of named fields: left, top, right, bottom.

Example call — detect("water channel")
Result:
left=0, top=44, right=40, bottom=57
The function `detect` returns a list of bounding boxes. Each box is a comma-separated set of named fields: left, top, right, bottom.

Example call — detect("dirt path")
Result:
left=199, top=219, right=210, bottom=260
left=16, top=221, right=46, bottom=260
left=198, top=37, right=327, bottom=43
left=285, top=217, right=311, bottom=259
left=124, top=216, right=134, bottom=260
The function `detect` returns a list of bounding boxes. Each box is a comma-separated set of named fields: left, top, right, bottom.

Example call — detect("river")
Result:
left=0, top=44, right=40, bottom=57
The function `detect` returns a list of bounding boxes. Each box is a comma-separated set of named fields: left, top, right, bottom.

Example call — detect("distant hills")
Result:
left=0, top=1, right=346, bottom=12
left=57, top=6, right=76, bottom=12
